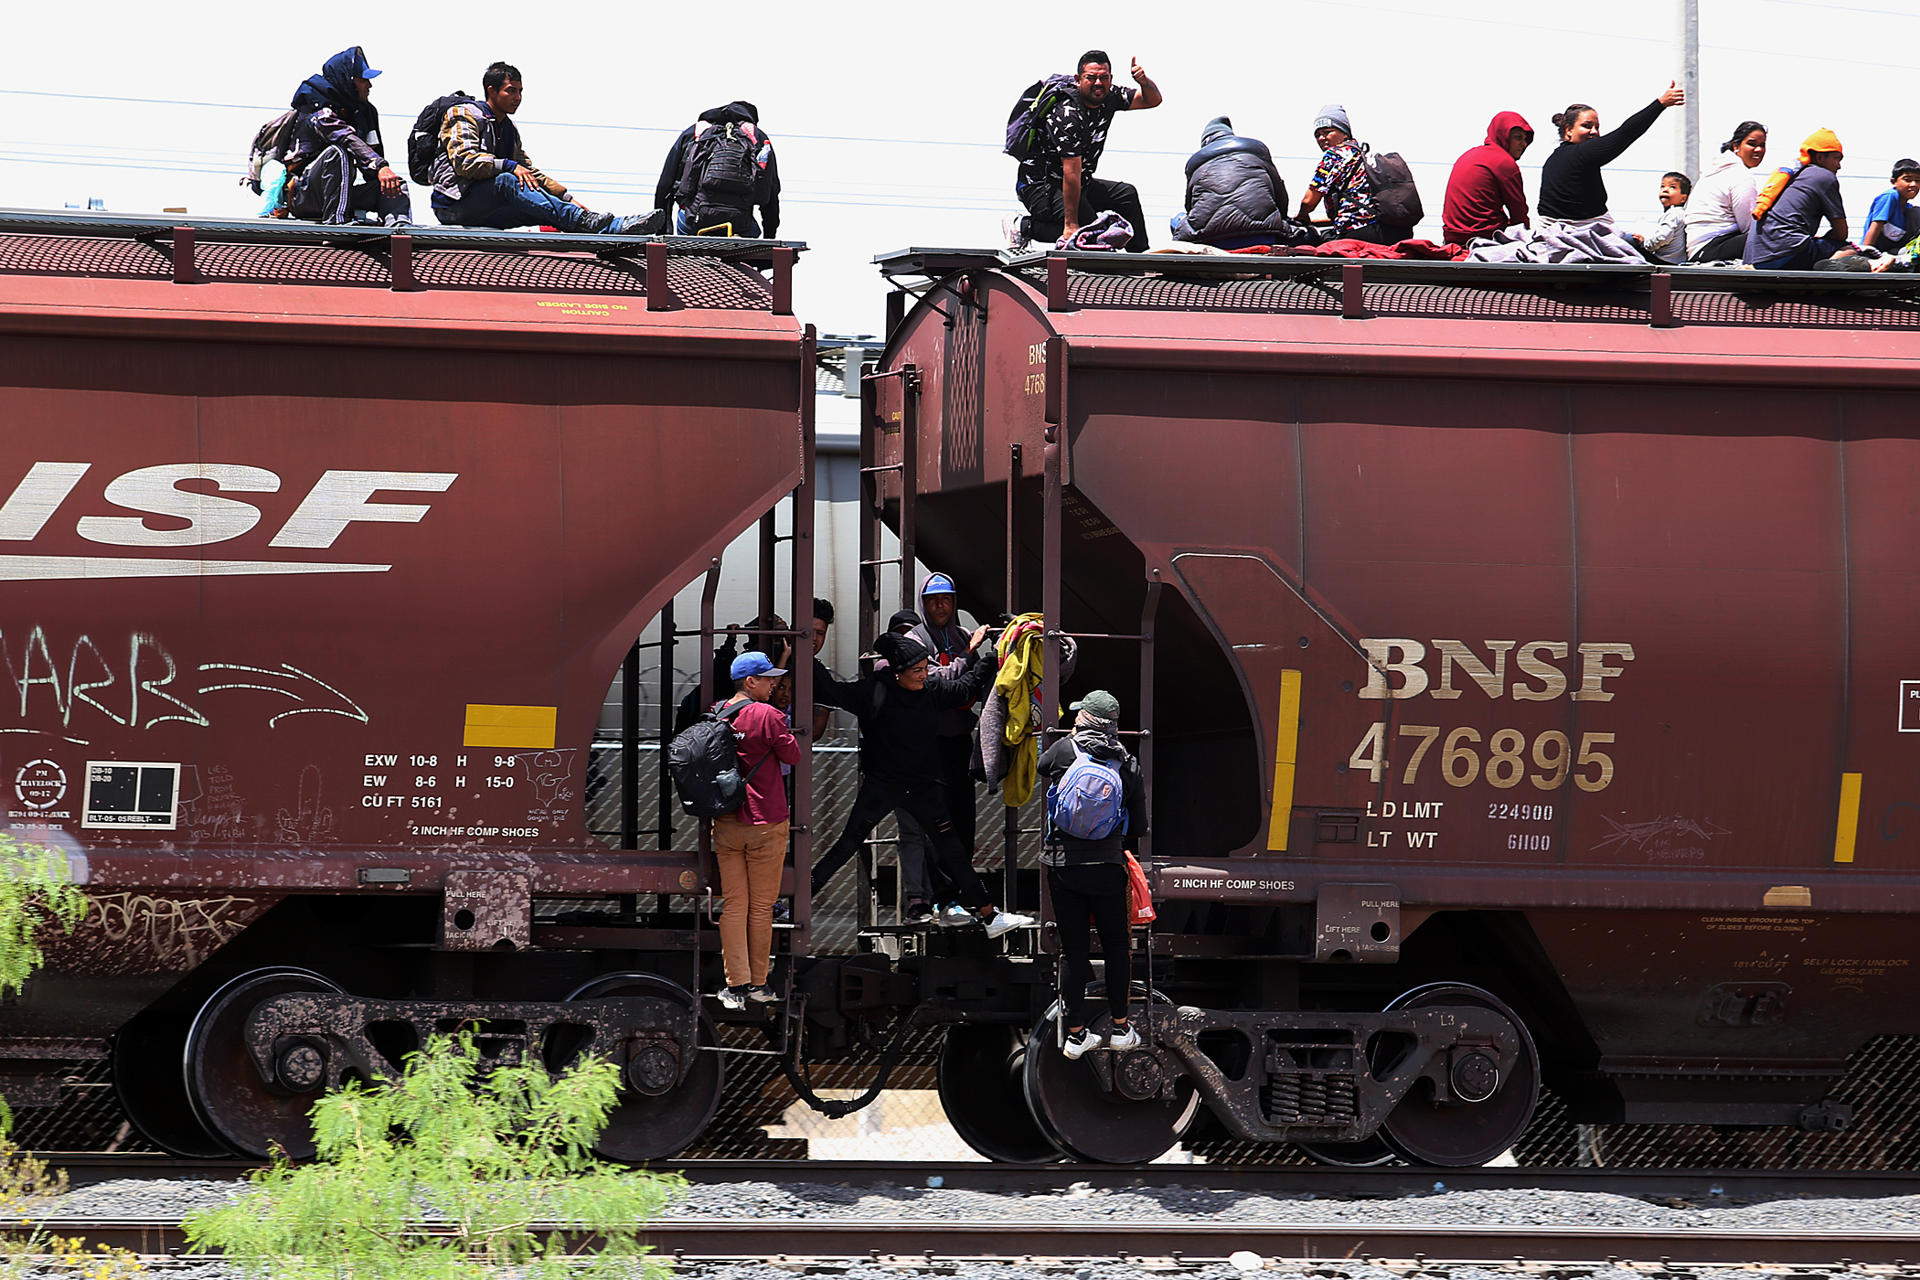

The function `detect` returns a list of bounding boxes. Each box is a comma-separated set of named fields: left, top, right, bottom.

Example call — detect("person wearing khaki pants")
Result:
left=710, top=650, right=801, bottom=1010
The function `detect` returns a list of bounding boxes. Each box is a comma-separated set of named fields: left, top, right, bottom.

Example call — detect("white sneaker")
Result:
left=1061, top=1027, right=1098, bottom=1060
left=1002, top=213, right=1030, bottom=254
left=1104, top=1022, right=1142, bottom=1052
left=715, top=986, right=747, bottom=1011
left=983, top=909, right=1034, bottom=940
left=936, top=904, right=973, bottom=929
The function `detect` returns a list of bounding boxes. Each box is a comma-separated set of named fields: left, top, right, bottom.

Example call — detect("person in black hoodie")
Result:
left=1038, top=689, right=1147, bottom=1059
left=283, top=47, right=411, bottom=226
left=1537, top=82, right=1684, bottom=230
left=812, top=630, right=1033, bottom=938
left=654, top=101, right=782, bottom=237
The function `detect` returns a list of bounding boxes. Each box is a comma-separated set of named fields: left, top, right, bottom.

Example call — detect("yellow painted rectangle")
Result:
left=1832, top=772, right=1863, bottom=864
left=1268, top=669, right=1303, bottom=852
left=463, top=704, right=558, bottom=750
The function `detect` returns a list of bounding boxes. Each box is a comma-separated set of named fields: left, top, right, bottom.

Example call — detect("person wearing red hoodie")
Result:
left=1442, top=112, right=1535, bottom=246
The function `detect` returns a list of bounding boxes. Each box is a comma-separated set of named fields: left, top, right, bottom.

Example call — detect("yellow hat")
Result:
left=1800, top=128, right=1843, bottom=162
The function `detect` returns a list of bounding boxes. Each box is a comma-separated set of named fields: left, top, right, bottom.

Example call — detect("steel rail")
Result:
left=40, top=1154, right=1920, bottom=1200
left=18, top=1216, right=1920, bottom=1267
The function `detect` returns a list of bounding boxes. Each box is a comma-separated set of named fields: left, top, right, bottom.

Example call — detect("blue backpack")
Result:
left=1047, top=745, right=1128, bottom=840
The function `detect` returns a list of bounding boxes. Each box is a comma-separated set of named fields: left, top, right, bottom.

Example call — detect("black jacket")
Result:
left=1538, top=99, right=1669, bottom=221
left=1037, top=732, right=1146, bottom=865
left=814, top=649, right=997, bottom=785
left=1174, top=120, right=1312, bottom=245
left=653, top=100, right=782, bottom=236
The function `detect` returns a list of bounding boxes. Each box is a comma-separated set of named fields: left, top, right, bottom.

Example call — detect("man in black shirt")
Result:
left=1011, top=50, right=1162, bottom=252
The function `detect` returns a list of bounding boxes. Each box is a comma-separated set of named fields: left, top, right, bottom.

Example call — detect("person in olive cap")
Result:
left=1039, top=688, right=1147, bottom=1057
left=812, top=628, right=1034, bottom=938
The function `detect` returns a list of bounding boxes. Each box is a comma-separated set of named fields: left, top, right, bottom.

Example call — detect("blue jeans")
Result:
left=434, top=173, right=594, bottom=232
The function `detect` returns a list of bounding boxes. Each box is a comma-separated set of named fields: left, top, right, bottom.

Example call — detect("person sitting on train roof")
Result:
left=1171, top=117, right=1316, bottom=249
left=282, top=47, right=412, bottom=226
left=810, top=630, right=1034, bottom=939
left=1536, top=82, right=1685, bottom=232
left=709, top=651, right=802, bottom=1012
left=1629, top=172, right=1691, bottom=264
left=431, top=63, right=657, bottom=235
left=1745, top=129, right=1866, bottom=271
left=653, top=102, right=782, bottom=238
left=1442, top=111, right=1534, bottom=246
left=1860, top=159, right=1920, bottom=254
left=1006, top=51, right=1162, bottom=254
left=1686, top=120, right=1767, bottom=262
left=1040, top=688, right=1147, bottom=1059
left=1297, top=105, right=1407, bottom=245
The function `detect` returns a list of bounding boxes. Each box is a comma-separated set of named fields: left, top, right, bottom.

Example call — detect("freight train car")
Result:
left=870, top=249, right=1920, bottom=1166
left=0, top=212, right=819, bottom=1161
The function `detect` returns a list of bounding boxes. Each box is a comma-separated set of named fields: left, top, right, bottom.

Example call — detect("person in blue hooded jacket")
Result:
left=283, top=47, right=412, bottom=226
left=1172, top=117, right=1315, bottom=249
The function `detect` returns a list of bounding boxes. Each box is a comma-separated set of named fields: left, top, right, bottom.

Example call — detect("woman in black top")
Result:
left=1038, top=689, right=1147, bottom=1059
left=1538, top=82, right=1685, bottom=227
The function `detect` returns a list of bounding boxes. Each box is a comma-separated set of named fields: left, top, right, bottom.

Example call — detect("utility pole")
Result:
left=1679, top=0, right=1700, bottom=176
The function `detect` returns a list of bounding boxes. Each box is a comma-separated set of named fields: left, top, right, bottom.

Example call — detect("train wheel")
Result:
left=114, top=1010, right=233, bottom=1158
left=562, top=973, right=723, bottom=1164
left=184, top=967, right=344, bottom=1159
left=1022, top=1002, right=1201, bottom=1164
left=937, top=1025, right=1064, bottom=1163
left=1375, top=983, right=1539, bottom=1168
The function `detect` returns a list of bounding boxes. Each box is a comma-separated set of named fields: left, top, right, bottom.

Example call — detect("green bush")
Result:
left=0, top=832, right=87, bottom=1000
left=183, top=1032, right=684, bottom=1279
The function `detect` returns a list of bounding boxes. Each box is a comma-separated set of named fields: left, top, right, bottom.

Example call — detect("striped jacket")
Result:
left=430, top=102, right=566, bottom=202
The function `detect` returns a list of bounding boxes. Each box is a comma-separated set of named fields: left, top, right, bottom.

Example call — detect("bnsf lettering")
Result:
left=1359, top=638, right=1635, bottom=703
left=0, top=464, right=457, bottom=549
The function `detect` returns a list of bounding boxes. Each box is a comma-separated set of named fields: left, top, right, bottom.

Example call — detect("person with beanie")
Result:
left=1297, top=104, right=1397, bottom=243
left=1537, top=82, right=1685, bottom=230
left=1686, top=121, right=1768, bottom=262
left=811, top=628, right=1034, bottom=939
left=1442, top=111, right=1534, bottom=245
left=1171, top=116, right=1313, bottom=249
left=1746, top=129, right=1859, bottom=270
left=1039, top=689, right=1148, bottom=1058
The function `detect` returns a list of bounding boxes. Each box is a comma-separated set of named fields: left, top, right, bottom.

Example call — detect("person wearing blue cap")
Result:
left=711, top=649, right=800, bottom=1011
left=283, top=47, right=412, bottom=226
left=904, top=572, right=982, bottom=925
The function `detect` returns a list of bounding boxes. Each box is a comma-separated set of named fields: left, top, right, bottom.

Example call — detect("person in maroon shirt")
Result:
left=712, top=650, right=801, bottom=1009
left=1443, top=111, right=1535, bottom=246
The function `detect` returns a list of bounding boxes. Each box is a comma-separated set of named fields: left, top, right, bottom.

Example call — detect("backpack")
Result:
left=1047, top=744, right=1128, bottom=841
left=1003, top=74, right=1078, bottom=162
left=667, top=700, right=771, bottom=818
left=678, top=120, right=761, bottom=211
left=1362, top=146, right=1424, bottom=228
left=1751, top=163, right=1804, bottom=223
left=244, top=110, right=298, bottom=194
left=1124, top=852, right=1156, bottom=927
left=407, top=92, right=479, bottom=186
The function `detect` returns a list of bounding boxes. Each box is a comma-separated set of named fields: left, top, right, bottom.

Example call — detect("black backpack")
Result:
left=1004, top=74, right=1077, bottom=162
left=1362, top=146, right=1424, bottom=228
left=244, top=110, right=298, bottom=194
left=678, top=120, right=760, bottom=212
left=407, top=91, right=478, bottom=185
left=668, top=700, right=773, bottom=818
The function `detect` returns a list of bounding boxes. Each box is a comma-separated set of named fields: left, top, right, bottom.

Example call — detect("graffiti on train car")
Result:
left=0, top=626, right=367, bottom=742
left=87, top=891, right=259, bottom=969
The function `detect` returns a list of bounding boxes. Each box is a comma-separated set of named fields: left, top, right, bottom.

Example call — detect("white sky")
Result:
left=6, top=0, right=1918, bottom=334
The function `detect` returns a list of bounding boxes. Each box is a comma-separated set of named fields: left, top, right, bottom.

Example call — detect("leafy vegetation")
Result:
left=184, top=1032, right=684, bottom=1279
left=0, top=832, right=87, bottom=1001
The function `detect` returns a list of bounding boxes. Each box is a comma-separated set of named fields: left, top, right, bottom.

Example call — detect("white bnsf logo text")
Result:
left=0, top=464, right=457, bottom=581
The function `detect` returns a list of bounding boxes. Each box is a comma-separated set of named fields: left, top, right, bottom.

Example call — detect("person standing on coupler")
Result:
left=1040, top=689, right=1147, bottom=1058
left=812, top=630, right=1034, bottom=938
left=1008, top=50, right=1162, bottom=252
left=1538, top=82, right=1685, bottom=231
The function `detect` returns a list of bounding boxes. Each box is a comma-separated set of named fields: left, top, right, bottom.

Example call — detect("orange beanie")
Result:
left=1800, top=128, right=1843, bottom=162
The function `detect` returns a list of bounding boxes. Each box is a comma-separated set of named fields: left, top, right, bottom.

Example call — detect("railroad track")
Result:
left=40, top=1154, right=1920, bottom=1201
left=18, top=1215, right=1920, bottom=1267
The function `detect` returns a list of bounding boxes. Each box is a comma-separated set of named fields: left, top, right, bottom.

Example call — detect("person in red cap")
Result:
left=1442, top=112, right=1534, bottom=246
